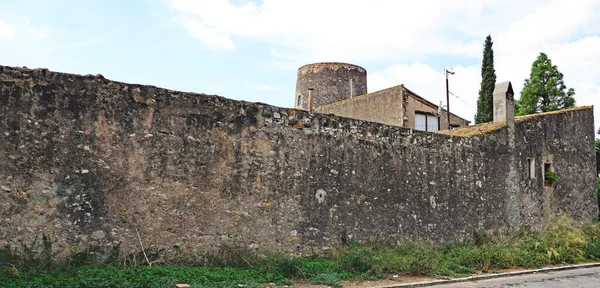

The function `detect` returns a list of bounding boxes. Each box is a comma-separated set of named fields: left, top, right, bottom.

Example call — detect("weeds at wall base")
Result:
left=3, top=217, right=600, bottom=287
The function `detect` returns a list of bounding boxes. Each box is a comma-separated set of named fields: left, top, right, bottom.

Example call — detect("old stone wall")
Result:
left=0, top=66, right=596, bottom=259
left=514, top=110, right=598, bottom=226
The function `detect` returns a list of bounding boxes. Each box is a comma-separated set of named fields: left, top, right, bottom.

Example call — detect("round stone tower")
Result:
left=295, top=62, right=367, bottom=110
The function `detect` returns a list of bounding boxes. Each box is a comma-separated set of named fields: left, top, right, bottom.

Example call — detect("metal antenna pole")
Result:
left=445, top=69, right=455, bottom=130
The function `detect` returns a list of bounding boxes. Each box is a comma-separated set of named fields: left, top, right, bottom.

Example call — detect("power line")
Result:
left=449, top=91, right=475, bottom=108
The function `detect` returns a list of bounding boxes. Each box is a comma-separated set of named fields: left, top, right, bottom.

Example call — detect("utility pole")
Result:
left=445, top=69, right=455, bottom=130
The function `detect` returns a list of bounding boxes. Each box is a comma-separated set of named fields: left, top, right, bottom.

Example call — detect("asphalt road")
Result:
left=429, top=267, right=600, bottom=288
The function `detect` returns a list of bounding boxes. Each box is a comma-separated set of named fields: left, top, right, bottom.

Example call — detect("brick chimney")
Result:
left=493, top=81, right=515, bottom=128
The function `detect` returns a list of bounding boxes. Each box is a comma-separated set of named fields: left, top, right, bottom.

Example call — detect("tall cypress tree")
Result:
left=474, top=35, right=497, bottom=124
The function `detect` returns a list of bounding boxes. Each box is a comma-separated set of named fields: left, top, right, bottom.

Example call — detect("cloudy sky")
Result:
left=2, top=0, right=600, bottom=130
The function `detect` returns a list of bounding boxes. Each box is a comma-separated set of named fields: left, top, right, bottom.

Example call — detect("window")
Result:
left=427, top=115, right=439, bottom=132
left=527, top=158, right=535, bottom=179
left=415, top=113, right=426, bottom=131
left=414, top=112, right=439, bottom=132
left=297, top=95, right=302, bottom=107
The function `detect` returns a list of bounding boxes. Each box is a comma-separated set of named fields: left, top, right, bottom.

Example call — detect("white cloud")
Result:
left=179, top=17, right=235, bottom=50
left=169, top=0, right=600, bottom=129
left=19, top=17, right=51, bottom=39
left=368, top=0, right=600, bottom=124
left=30, top=25, right=50, bottom=39
left=0, top=21, right=15, bottom=39
left=496, top=0, right=600, bottom=53
left=541, top=36, right=600, bottom=129
left=168, top=0, right=495, bottom=59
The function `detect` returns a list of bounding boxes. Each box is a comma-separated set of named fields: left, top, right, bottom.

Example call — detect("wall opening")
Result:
left=297, top=95, right=302, bottom=107
left=544, top=162, right=556, bottom=186
left=528, top=158, right=535, bottom=179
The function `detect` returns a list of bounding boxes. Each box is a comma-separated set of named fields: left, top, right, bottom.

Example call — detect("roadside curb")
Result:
left=369, top=262, right=600, bottom=288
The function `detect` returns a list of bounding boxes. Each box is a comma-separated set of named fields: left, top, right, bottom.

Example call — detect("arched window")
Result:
left=297, top=95, right=302, bottom=107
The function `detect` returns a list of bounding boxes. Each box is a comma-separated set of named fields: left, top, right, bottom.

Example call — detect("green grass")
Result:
left=3, top=217, right=600, bottom=287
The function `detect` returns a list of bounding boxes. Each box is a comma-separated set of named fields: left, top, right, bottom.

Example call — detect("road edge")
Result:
left=370, top=262, right=600, bottom=288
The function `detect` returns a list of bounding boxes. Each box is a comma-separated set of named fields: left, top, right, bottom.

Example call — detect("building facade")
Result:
left=296, top=62, right=470, bottom=131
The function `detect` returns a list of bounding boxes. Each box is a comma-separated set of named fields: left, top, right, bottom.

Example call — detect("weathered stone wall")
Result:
left=0, top=66, right=596, bottom=260
left=295, top=63, right=367, bottom=110
left=315, top=85, right=403, bottom=126
left=514, top=110, right=598, bottom=226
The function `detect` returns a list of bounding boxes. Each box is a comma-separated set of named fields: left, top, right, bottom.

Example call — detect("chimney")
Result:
left=493, top=81, right=515, bottom=128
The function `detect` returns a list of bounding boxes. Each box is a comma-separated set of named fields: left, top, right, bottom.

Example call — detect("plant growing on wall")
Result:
left=515, top=53, right=576, bottom=116
left=474, top=34, right=497, bottom=124
left=545, top=170, right=559, bottom=183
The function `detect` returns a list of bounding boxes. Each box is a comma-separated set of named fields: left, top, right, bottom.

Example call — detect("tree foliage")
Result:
left=515, top=53, right=575, bottom=115
left=475, top=35, right=497, bottom=124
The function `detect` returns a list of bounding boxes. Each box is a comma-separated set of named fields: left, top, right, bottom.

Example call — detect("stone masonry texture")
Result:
left=295, top=62, right=367, bottom=110
left=0, top=65, right=597, bottom=260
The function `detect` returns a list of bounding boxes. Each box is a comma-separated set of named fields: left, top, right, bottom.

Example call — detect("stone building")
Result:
left=295, top=62, right=470, bottom=131
left=0, top=65, right=597, bottom=259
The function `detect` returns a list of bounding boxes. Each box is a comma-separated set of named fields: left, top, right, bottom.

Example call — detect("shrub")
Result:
left=335, top=246, right=374, bottom=275
left=310, top=273, right=342, bottom=287
left=518, top=241, right=550, bottom=268
left=540, top=216, right=587, bottom=264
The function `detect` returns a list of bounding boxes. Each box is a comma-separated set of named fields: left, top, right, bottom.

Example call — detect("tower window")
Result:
left=297, top=95, right=302, bottom=107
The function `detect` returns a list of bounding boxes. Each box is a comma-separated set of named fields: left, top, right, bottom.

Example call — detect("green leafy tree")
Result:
left=515, top=53, right=575, bottom=115
left=474, top=35, right=497, bottom=124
